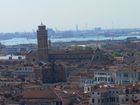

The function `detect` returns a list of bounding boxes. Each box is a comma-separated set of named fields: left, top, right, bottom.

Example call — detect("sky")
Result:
left=0, top=0, right=140, bottom=32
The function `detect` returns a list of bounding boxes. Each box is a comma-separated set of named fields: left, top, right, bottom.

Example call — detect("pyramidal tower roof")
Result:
left=41, top=22, right=44, bottom=26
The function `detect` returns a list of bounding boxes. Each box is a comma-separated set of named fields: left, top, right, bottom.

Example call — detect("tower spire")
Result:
left=41, top=22, right=43, bottom=26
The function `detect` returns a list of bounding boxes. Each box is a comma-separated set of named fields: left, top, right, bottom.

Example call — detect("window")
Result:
left=126, top=98, right=129, bottom=102
left=59, top=101, right=62, bottom=105
left=135, top=73, right=137, bottom=78
left=98, top=99, right=100, bottom=103
left=87, top=87, right=90, bottom=91
left=92, top=99, right=94, bottom=103
left=108, top=78, right=110, bottom=81
left=95, top=77, right=97, bottom=81
left=123, top=73, right=128, bottom=77
left=111, top=78, right=113, bottom=82
left=125, top=89, right=129, bottom=94
left=131, top=74, right=133, bottom=78
left=56, top=101, right=59, bottom=105
left=116, top=97, right=119, bottom=102
left=119, top=73, right=121, bottom=78
left=101, top=99, right=104, bottom=103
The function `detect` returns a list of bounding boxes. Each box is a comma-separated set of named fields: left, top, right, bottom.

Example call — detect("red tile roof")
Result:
left=20, top=88, right=60, bottom=100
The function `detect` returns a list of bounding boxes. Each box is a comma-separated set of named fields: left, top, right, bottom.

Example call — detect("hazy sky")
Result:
left=0, top=0, right=140, bottom=32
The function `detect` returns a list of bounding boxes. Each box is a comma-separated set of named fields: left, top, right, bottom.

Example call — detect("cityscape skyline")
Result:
left=0, top=22, right=140, bottom=105
left=0, top=0, right=140, bottom=32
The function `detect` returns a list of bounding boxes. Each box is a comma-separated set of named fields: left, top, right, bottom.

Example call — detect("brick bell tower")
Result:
left=37, top=23, right=48, bottom=62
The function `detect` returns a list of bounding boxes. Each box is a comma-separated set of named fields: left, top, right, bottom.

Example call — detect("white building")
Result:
left=116, top=70, right=138, bottom=84
left=5, top=44, right=36, bottom=55
left=90, top=85, right=120, bottom=105
left=13, top=66, right=34, bottom=80
left=93, top=69, right=115, bottom=84
left=0, top=55, right=25, bottom=60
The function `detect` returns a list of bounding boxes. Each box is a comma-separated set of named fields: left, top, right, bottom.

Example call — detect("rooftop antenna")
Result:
left=45, top=19, right=48, bottom=29
left=76, top=24, right=78, bottom=32
left=32, top=29, right=37, bottom=44
left=112, top=21, right=114, bottom=40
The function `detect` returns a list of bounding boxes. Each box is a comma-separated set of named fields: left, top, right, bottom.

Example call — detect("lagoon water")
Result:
left=0, top=35, right=140, bottom=45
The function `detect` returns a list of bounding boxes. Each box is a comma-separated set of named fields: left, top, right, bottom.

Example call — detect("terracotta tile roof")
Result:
left=76, top=71, right=94, bottom=78
left=121, top=99, right=140, bottom=105
left=21, top=88, right=60, bottom=100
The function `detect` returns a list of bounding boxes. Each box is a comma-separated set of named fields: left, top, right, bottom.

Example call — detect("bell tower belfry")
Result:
left=37, top=23, right=48, bottom=62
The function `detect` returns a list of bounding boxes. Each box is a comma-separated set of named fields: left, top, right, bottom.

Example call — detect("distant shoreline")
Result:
left=0, top=35, right=140, bottom=46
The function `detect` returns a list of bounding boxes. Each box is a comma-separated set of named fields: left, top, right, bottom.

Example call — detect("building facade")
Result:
left=116, top=70, right=138, bottom=84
